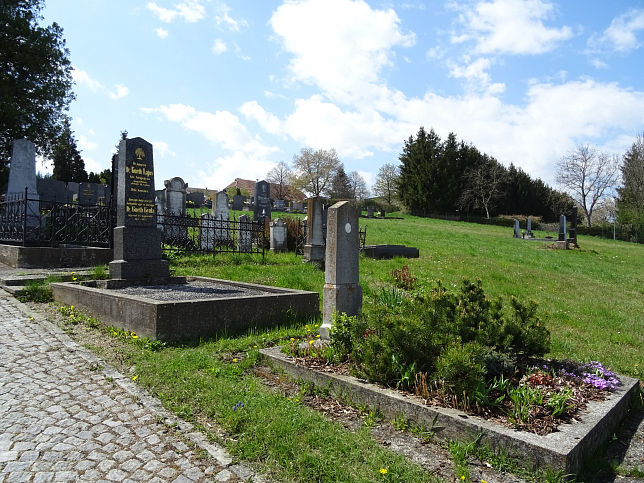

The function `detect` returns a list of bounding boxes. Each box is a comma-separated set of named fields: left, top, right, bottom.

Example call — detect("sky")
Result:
left=41, top=0, right=644, bottom=192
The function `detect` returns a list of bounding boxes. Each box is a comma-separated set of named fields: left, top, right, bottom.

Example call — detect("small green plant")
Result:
left=391, top=354, right=416, bottom=390
left=546, top=387, right=574, bottom=417
left=391, top=265, right=417, bottom=291
left=92, top=264, right=109, bottom=279
left=392, top=412, right=409, bottom=431
left=18, top=280, right=53, bottom=303
left=507, top=385, right=545, bottom=425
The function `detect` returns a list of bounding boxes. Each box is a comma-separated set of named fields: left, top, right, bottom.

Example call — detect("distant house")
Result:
left=223, top=178, right=306, bottom=202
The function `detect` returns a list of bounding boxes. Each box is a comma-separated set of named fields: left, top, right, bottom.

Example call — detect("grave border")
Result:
left=260, top=345, right=639, bottom=475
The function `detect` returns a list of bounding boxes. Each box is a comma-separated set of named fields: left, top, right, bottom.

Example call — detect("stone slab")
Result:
left=0, top=244, right=112, bottom=269
left=51, top=276, right=319, bottom=342
left=361, top=245, right=419, bottom=259
left=260, top=345, right=640, bottom=476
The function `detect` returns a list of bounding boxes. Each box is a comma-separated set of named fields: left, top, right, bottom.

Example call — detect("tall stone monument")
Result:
left=165, top=177, right=187, bottom=215
left=109, top=137, right=169, bottom=281
left=558, top=215, right=567, bottom=242
left=213, top=191, right=231, bottom=245
left=303, top=197, right=324, bottom=263
left=320, top=201, right=362, bottom=340
left=253, top=180, right=271, bottom=221
left=7, top=139, right=40, bottom=227
left=513, top=219, right=520, bottom=238
left=270, top=218, right=287, bottom=252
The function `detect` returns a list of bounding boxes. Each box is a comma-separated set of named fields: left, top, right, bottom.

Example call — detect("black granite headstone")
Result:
left=109, top=137, right=169, bottom=280
left=253, top=180, right=271, bottom=221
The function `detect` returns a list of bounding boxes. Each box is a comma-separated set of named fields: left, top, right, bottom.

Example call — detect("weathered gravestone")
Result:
left=37, top=178, right=72, bottom=204
left=186, top=191, right=204, bottom=207
left=558, top=215, right=567, bottom=242
left=274, top=199, right=286, bottom=211
left=232, top=189, right=245, bottom=210
left=237, top=214, right=253, bottom=252
left=213, top=191, right=231, bottom=245
left=78, top=182, right=109, bottom=205
left=525, top=218, right=533, bottom=238
left=6, top=139, right=40, bottom=227
left=320, top=201, right=362, bottom=339
left=109, top=137, right=169, bottom=280
left=513, top=219, right=520, bottom=238
left=366, top=206, right=375, bottom=218
left=164, top=177, right=188, bottom=241
left=303, top=197, right=325, bottom=263
left=199, top=213, right=214, bottom=250
left=165, top=177, right=187, bottom=215
left=569, top=207, right=578, bottom=245
left=253, top=180, right=271, bottom=221
left=270, top=218, right=287, bottom=252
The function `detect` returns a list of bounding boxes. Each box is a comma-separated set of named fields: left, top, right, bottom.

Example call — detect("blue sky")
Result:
left=41, top=0, right=644, bottom=192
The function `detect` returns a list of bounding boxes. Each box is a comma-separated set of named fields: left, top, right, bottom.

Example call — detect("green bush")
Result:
left=331, top=278, right=550, bottom=393
left=434, top=342, right=486, bottom=399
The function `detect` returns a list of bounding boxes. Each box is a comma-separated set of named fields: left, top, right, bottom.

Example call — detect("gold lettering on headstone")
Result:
left=125, top=154, right=155, bottom=223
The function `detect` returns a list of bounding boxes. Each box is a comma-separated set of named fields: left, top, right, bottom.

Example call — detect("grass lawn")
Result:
left=52, top=213, right=642, bottom=482
left=172, top=212, right=643, bottom=379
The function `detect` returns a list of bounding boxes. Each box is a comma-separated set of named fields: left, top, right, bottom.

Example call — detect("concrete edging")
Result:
left=260, top=345, right=639, bottom=475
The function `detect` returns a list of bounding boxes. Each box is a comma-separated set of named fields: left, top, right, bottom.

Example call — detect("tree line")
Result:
left=388, top=127, right=572, bottom=223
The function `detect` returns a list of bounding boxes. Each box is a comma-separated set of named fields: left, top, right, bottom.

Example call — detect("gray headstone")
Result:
left=303, top=197, right=324, bottom=262
left=164, top=177, right=187, bottom=215
left=7, top=139, right=40, bottom=227
left=253, top=180, right=271, bottom=221
left=558, top=215, right=567, bottom=242
left=569, top=207, right=578, bottom=244
left=232, top=192, right=245, bottom=211
left=67, top=182, right=80, bottom=201
left=109, top=137, right=169, bottom=280
left=199, top=213, right=214, bottom=250
left=274, top=199, right=286, bottom=211
left=237, top=214, right=253, bottom=252
left=366, top=206, right=374, bottom=218
left=270, top=218, right=287, bottom=252
left=213, top=192, right=231, bottom=245
left=78, top=182, right=109, bottom=205
left=186, top=191, right=204, bottom=207
left=37, top=178, right=71, bottom=204
left=513, top=219, right=520, bottom=238
left=525, top=218, right=533, bottom=238
left=320, top=201, right=362, bottom=339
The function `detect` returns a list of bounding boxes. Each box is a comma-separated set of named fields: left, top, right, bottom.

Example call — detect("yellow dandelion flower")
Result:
left=316, top=334, right=320, bottom=338
left=309, top=340, right=314, bottom=345
left=233, top=358, right=238, bottom=362
left=380, top=468, right=387, bottom=475
left=70, top=305, right=74, bottom=310
left=132, top=335, right=138, bottom=339
left=461, top=476, right=465, bottom=481
left=253, top=345, right=258, bottom=348
left=290, top=337, right=295, bottom=341
left=132, top=376, right=138, bottom=381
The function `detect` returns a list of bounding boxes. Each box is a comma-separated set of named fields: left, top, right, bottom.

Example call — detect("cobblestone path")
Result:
left=0, top=291, right=260, bottom=482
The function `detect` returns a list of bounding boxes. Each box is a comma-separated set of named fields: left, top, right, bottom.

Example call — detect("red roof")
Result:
left=223, top=178, right=306, bottom=202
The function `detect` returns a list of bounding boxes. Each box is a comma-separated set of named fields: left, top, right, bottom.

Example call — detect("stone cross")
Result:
left=303, top=197, right=324, bottom=263
left=320, top=201, right=362, bottom=340
left=109, top=137, right=169, bottom=281
left=270, top=218, right=287, bottom=252
left=7, top=139, right=40, bottom=227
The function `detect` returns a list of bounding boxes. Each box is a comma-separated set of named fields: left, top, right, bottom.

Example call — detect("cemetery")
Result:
left=0, top=137, right=642, bottom=481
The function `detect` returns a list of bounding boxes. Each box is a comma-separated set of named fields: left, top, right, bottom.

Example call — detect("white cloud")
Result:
left=108, top=84, right=129, bottom=100
left=270, top=0, right=415, bottom=103
left=153, top=141, right=176, bottom=158
left=215, top=4, right=248, bottom=32
left=78, top=135, right=98, bottom=152
left=72, top=67, right=103, bottom=92
left=453, top=0, right=573, bottom=55
left=141, top=103, right=279, bottom=158
left=147, top=1, right=205, bottom=23
left=240, top=101, right=282, bottom=135
left=73, top=67, right=128, bottom=100
left=83, top=156, right=102, bottom=174
left=196, top=152, right=275, bottom=192
left=212, top=38, right=227, bottom=55
left=156, top=28, right=169, bottom=39
left=595, top=9, right=644, bottom=53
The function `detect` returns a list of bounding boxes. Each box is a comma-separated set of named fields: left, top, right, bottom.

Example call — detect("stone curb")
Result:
left=1, top=289, right=268, bottom=482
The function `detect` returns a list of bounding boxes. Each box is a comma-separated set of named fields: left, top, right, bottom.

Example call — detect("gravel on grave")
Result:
left=110, top=280, right=273, bottom=301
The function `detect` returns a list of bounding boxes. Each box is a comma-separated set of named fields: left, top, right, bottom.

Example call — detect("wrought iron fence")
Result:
left=157, top=211, right=266, bottom=257
left=0, top=189, right=112, bottom=247
left=295, top=219, right=367, bottom=255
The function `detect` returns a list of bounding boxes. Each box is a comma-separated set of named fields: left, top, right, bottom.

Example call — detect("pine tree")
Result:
left=51, top=123, right=87, bottom=182
left=329, top=166, right=352, bottom=200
